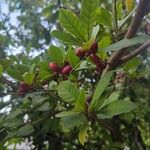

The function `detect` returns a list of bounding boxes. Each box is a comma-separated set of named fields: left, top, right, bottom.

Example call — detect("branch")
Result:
left=103, top=0, right=150, bottom=74
left=0, top=76, right=18, bottom=90
left=121, top=40, right=150, bottom=63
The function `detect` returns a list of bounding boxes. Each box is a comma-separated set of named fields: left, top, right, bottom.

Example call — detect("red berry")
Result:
left=90, top=54, right=102, bottom=66
left=61, top=65, right=73, bottom=75
left=18, top=82, right=32, bottom=95
left=49, top=62, right=61, bottom=73
left=75, top=48, right=87, bottom=58
left=88, top=41, right=98, bottom=54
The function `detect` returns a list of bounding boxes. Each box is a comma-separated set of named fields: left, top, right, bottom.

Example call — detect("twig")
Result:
left=121, top=40, right=150, bottom=63
left=103, top=0, right=150, bottom=74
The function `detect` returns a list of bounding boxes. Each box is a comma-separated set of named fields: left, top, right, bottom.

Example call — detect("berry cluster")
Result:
left=75, top=41, right=106, bottom=74
left=49, top=62, right=73, bottom=76
left=18, top=82, right=33, bottom=95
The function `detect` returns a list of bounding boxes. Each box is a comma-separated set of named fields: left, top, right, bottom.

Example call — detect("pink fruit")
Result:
left=88, top=41, right=98, bottom=54
left=61, top=65, right=73, bottom=75
left=75, top=47, right=87, bottom=58
left=49, top=62, right=61, bottom=73
left=90, top=54, right=102, bottom=66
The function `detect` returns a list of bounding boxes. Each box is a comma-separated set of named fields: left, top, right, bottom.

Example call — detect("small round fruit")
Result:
left=90, top=54, right=102, bottom=66
left=75, top=47, right=87, bottom=58
left=61, top=65, right=73, bottom=75
left=88, top=41, right=98, bottom=54
left=49, top=62, right=60, bottom=73
left=19, top=82, right=32, bottom=92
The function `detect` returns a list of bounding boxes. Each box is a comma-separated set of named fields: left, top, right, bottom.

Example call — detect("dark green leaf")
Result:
left=59, top=9, right=87, bottom=42
left=18, top=124, right=34, bottom=136
left=52, top=30, right=82, bottom=46
left=48, top=45, right=65, bottom=65
left=96, top=7, right=113, bottom=28
left=80, top=0, right=100, bottom=38
left=57, top=81, right=79, bottom=103
left=103, top=35, right=150, bottom=52
left=99, top=100, right=137, bottom=118
left=89, top=71, right=113, bottom=111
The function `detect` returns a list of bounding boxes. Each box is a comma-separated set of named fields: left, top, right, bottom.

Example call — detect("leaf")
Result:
left=96, top=7, right=113, bottom=28
left=0, top=65, right=3, bottom=76
left=99, top=92, right=120, bottom=110
left=99, top=100, right=137, bottom=118
left=60, top=113, right=87, bottom=130
left=52, top=30, right=82, bottom=46
left=0, top=59, right=13, bottom=70
left=89, top=71, right=113, bottom=111
left=103, top=35, right=150, bottom=52
left=18, top=124, right=34, bottom=136
left=32, top=96, right=49, bottom=105
left=48, top=45, right=64, bottom=65
left=125, top=57, right=141, bottom=70
left=59, top=9, right=87, bottom=42
left=56, top=111, right=80, bottom=118
left=91, top=25, right=100, bottom=40
left=75, top=89, right=86, bottom=112
left=57, top=81, right=79, bottom=103
left=80, top=0, right=100, bottom=38
left=23, top=72, right=35, bottom=85
left=66, top=48, right=80, bottom=67
left=35, top=102, right=50, bottom=111
left=7, top=69, right=23, bottom=81
left=125, top=0, right=134, bottom=13
left=99, top=36, right=111, bottom=49
left=13, top=64, right=29, bottom=74
left=0, top=129, right=7, bottom=143
left=78, top=123, right=89, bottom=145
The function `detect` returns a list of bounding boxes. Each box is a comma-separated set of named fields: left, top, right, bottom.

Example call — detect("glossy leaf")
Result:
left=59, top=9, right=87, bottom=42
left=103, top=35, right=150, bottom=52
left=52, top=30, right=82, bottom=46
left=80, top=0, right=100, bottom=38
left=18, top=124, right=34, bottom=136
left=96, top=7, right=113, bottom=28
left=57, top=81, right=79, bottom=103
left=89, top=71, right=113, bottom=111
left=48, top=45, right=65, bottom=65
left=99, top=100, right=137, bottom=118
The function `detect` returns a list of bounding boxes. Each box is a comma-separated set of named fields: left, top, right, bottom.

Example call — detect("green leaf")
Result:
left=35, top=102, right=50, bottom=111
left=59, top=9, right=87, bottom=42
left=89, top=71, right=113, bottom=111
left=31, top=96, right=49, bottom=105
left=66, top=48, right=80, bottom=67
left=96, top=7, right=113, bottom=28
left=99, top=36, right=111, bottom=49
left=18, top=124, right=34, bottom=136
left=99, top=100, right=137, bottom=118
left=57, top=81, right=79, bottom=103
left=103, top=35, right=150, bottom=52
left=0, top=129, right=7, bottom=143
left=78, top=123, right=89, bottom=145
left=13, top=64, right=29, bottom=74
left=56, top=111, right=80, bottom=118
left=125, top=57, right=141, bottom=70
left=0, top=59, right=13, bottom=70
left=60, top=113, right=87, bottom=130
left=52, top=30, right=82, bottom=46
left=80, top=0, right=100, bottom=38
left=7, top=69, right=23, bottom=81
left=23, top=72, right=35, bottom=85
left=99, top=92, right=120, bottom=110
left=75, top=89, right=86, bottom=112
left=48, top=45, right=64, bottom=65
left=0, top=65, right=3, bottom=76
